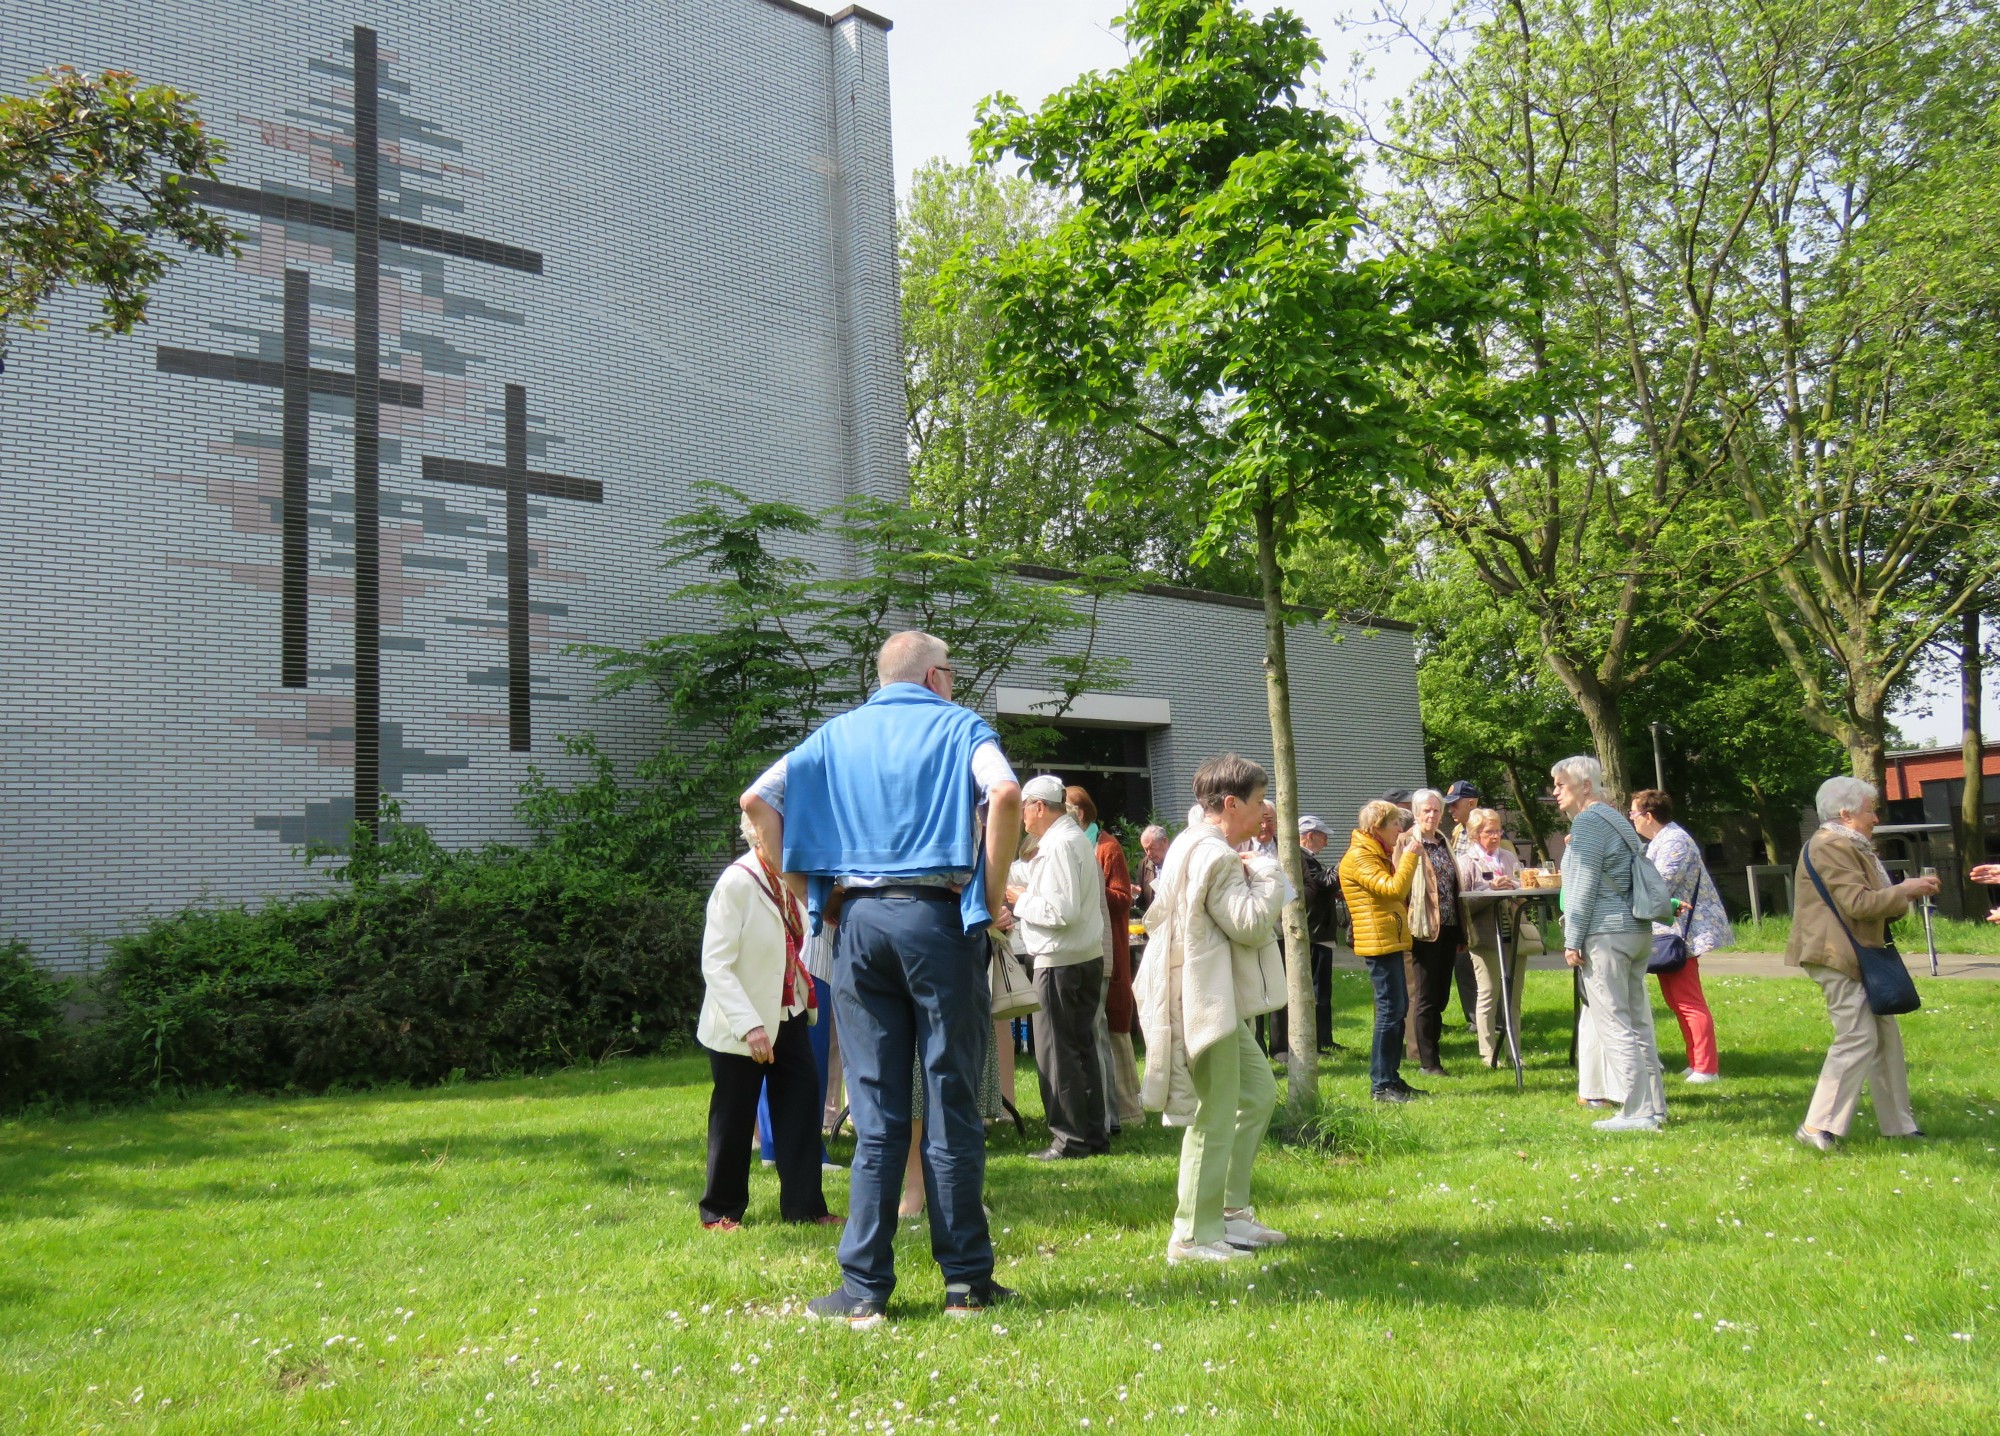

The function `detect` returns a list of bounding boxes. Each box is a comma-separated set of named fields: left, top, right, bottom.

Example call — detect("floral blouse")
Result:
left=1645, top=822, right=1735, bottom=957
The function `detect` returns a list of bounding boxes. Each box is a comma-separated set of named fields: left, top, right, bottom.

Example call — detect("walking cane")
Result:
left=1920, top=866, right=1939, bottom=977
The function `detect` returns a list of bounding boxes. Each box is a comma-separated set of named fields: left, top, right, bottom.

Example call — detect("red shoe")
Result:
left=702, top=1217, right=742, bottom=1232
left=813, top=1213, right=845, bottom=1226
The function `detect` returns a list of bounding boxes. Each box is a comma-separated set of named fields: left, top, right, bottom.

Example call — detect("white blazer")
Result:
left=697, top=857, right=806, bottom=1057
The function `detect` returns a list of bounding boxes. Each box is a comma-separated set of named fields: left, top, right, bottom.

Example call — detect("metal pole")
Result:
left=1650, top=722, right=1668, bottom=792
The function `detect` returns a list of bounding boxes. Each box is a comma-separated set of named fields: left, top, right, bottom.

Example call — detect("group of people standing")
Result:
left=691, top=629, right=1960, bottom=1325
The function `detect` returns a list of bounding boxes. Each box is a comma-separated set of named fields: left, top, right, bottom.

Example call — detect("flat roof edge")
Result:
left=1010, top=563, right=1418, bottom=633
left=757, top=0, right=893, bottom=30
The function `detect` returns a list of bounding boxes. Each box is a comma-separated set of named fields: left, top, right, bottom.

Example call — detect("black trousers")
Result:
left=701, top=1012, right=828, bottom=1224
left=1033, top=961, right=1108, bottom=1155
left=1404, top=927, right=1463, bottom=1070
left=1268, top=944, right=1336, bottom=1055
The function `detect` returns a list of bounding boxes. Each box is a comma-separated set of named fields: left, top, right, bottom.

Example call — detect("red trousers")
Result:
left=1653, top=956, right=1718, bottom=1076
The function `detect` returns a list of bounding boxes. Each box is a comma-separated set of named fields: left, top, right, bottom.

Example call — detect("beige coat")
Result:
left=1455, top=844, right=1524, bottom=950
left=1134, top=823, right=1285, bottom=1124
left=696, top=857, right=807, bottom=1056
left=1786, top=826, right=1910, bottom=982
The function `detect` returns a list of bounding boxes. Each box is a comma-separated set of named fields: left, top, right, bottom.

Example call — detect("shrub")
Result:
left=84, top=818, right=706, bottom=1098
left=0, top=939, right=69, bottom=1105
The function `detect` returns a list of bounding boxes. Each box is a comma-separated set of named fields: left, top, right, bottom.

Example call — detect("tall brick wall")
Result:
left=0, top=0, right=1427, bottom=973
left=0, top=0, right=900, bottom=969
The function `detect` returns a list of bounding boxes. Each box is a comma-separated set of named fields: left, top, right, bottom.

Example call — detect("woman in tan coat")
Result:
left=1789, top=775, right=1940, bottom=1151
left=1338, top=800, right=1423, bottom=1102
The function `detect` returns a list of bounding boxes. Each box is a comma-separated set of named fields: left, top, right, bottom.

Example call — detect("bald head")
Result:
left=877, top=630, right=950, bottom=688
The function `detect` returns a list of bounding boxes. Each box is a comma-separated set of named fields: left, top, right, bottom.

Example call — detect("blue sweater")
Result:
left=781, top=683, right=1001, bottom=934
left=1560, top=803, right=1642, bottom=949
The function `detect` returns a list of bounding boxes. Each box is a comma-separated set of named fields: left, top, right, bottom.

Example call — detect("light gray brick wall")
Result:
left=0, top=0, right=1426, bottom=975
left=0, top=0, right=899, bottom=970
left=1002, top=584, right=1428, bottom=835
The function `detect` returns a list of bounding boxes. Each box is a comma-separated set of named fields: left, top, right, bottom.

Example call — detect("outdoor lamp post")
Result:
left=1650, top=722, right=1673, bottom=792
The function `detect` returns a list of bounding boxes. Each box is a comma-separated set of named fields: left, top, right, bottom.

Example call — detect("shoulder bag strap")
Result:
left=1800, top=837, right=1873, bottom=964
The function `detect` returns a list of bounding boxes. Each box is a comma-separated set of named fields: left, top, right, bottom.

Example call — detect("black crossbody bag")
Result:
left=1800, top=840, right=1922, bottom=1017
left=1646, top=865, right=1704, bottom=975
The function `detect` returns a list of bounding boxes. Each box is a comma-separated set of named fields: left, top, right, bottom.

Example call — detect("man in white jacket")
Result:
left=1009, top=774, right=1109, bottom=1159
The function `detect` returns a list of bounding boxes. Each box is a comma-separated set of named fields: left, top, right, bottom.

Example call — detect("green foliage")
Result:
left=77, top=809, right=703, bottom=1100
left=1373, top=0, right=2000, bottom=786
left=1, top=66, right=235, bottom=360
left=902, top=158, right=1248, bottom=591
left=0, top=939, right=68, bottom=1106
left=586, top=483, right=1134, bottom=799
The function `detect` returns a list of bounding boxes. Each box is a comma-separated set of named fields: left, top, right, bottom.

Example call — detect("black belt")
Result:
left=847, top=885, right=957, bottom=902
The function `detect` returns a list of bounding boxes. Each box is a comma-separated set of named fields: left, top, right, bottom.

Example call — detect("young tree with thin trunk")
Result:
left=972, top=0, right=1504, bottom=1112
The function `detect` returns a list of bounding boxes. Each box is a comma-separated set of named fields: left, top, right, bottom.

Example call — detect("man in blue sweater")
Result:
left=741, top=631, right=1022, bottom=1328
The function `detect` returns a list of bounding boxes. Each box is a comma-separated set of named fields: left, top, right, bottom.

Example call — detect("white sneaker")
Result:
left=1223, top=1207, right=1288, bottom=1247
left=1592, top=1115, right=1664, bottom=1133
left=1166, top=1236, right=1254, bottom=1266
left=1684, top=1071, right=1720, bottom=1085
left=822, top=1161, right=847, bottom=1173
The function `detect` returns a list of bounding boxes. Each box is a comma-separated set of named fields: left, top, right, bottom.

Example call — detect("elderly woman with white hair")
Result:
left=1404, top=788, right=1467, bottom=1076
left=1789, top=776, right=1940, bottom=1151
left=1553, top=755, right=1668, bottom=1133
left=697, top=817, right=837, bottom=1230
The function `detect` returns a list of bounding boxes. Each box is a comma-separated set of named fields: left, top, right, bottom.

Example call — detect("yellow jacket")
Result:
left=1339, top=830, right=1421, bottom=957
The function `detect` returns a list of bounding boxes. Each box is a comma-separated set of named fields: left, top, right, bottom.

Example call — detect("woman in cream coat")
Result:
left=697, top=819, right=836, bottom=1230
left=1455, top=808, right=1526, bottom=1067
left=1134, top=754, right=1287, bottom=1266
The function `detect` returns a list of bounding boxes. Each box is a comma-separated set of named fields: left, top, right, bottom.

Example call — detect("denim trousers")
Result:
left=832, top=891, right=993, bottom=1301
left=1364, top=953, right=1410, bottom=1090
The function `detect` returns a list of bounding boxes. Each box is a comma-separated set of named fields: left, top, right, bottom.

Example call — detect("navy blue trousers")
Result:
left=1365, top=954, right=1410, bottom=1091
left=832, top=891, right=993, bottom=1300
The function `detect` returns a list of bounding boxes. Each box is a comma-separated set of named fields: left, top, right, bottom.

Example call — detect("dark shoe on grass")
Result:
left=1029, top=1145, right=1086, bottom=1161
left=1372, top=1087, right=1416, bottom=1104
left=805, top=1288, right=887, bottom=1330
left=943, top=1280, right=1016, bottom=1318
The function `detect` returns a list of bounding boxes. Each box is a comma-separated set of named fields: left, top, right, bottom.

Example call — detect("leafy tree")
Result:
left=1715, top=37, right=2000, bottom=785
left=902, top=157, right=1249, bottom=590
left=971, top=0, right=1505, bottom=1110
left=1371, top=0, right=2000, bottom=789
left=582, top=484, right=1133, bottom=851
left=1, top=66, right=233, bottom=364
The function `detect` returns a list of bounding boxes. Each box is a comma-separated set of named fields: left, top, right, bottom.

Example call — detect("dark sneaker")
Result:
left=804, top=1288, right=887, bottom=1330
left=942, top=1280, right=1016, bottom=1318
left=1372, top=1086, right=1416, bottom=1104
left=1395, top=1082, right=1428, bottom=1097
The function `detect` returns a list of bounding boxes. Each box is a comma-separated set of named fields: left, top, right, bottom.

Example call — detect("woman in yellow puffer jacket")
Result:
left=1339, top=800, right=1423, bottom=1101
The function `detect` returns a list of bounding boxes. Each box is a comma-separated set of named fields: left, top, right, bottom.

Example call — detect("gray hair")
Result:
left=1140, top=824, right=1168, bottom=845
left=1411, top=787, right=1445, bottom=814
left=877, top=630, right=949, bottom=687
left=1550, top=754, right=1603, bottom=796
left=738, top=813, right=765, bottom=855
left=1816, top=775, right=1879, bottom=825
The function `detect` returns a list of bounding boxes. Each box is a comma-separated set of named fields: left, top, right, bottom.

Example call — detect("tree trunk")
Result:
left=1961, top=608, right=1985, bottom=910
left=1575, top=684, right=1632, bottom=799
left=1501, top=760, right=1548, bottom=862
left=1846, top=725, right=1886, bottom=790
left=1253, top=494, right=1316, bottom=1115
left=1540, top=642, right=1632, bottom=798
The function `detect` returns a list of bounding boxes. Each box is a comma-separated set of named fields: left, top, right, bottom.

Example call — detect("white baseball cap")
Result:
left=1022, top=774, right=1067, bottom=806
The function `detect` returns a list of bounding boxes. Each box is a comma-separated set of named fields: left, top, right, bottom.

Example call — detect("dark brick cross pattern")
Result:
left=151, top=25, right=597, bottom=826
left=423, top=385, right=602, bottom=752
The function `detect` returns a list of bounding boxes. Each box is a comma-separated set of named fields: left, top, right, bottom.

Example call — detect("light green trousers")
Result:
left=1173, top=1020, right=1277, bottom=1244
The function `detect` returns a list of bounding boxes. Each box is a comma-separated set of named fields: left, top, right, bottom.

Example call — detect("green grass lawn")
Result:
left=1729, top=911, right=2000, bottom=956
left=5, top=974, right=1999, bottom=1435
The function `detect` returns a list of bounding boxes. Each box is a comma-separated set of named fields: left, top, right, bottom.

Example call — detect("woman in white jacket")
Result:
left=1134, top=754, right=1288, bottom=1265
left=697, top=818, right=838, bottom=1231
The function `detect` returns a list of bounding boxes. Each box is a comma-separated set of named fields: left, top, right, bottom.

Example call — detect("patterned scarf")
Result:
left=1818, top=822, right=1894, bottom=887
left=749, top=853, right=816, bottom=1018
